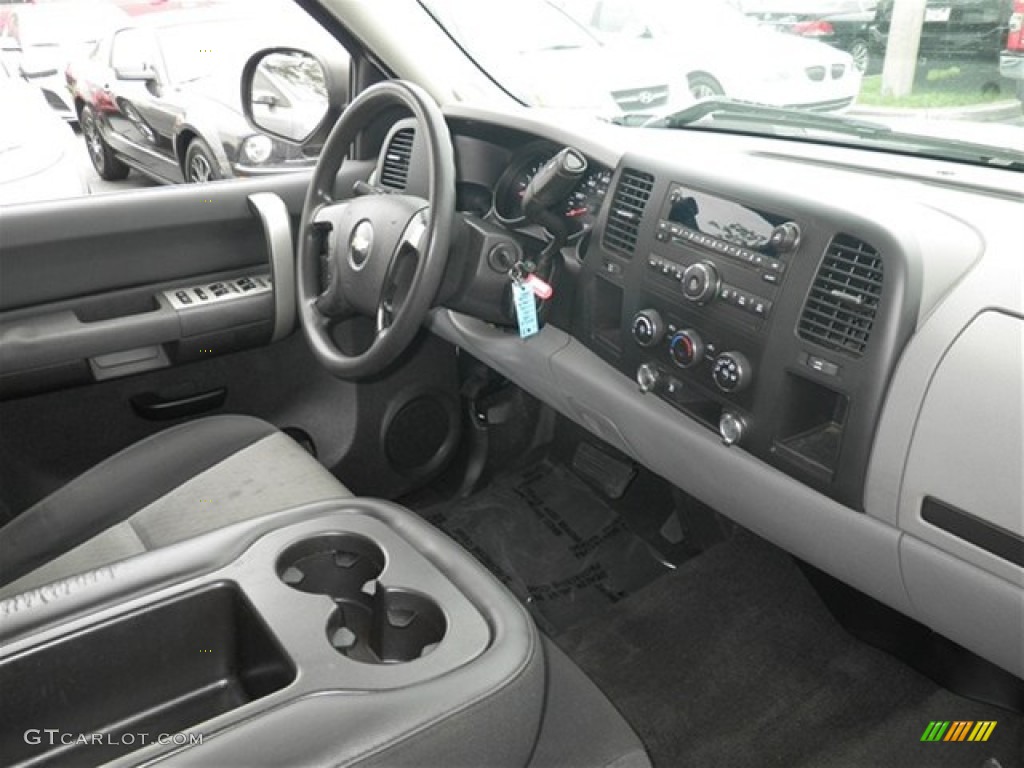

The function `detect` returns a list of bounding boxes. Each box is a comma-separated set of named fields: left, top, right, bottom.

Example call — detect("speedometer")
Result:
left=565, top=168, right=612, bottom=222
left=492, top=146, right=553, bottom=225
left=492, top=143, right=611, bottom=239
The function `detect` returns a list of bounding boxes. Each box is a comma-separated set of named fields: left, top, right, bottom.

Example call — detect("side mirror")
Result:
left=242, top=47, right=346, bottom=145
left=114, top=63, right=157, bottom=82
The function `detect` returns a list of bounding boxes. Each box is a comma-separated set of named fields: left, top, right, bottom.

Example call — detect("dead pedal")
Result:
left=571, top=442, right=637, bottom=500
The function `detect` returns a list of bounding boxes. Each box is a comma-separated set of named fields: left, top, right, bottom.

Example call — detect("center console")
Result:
left=0, top=499, right=544, bottom=767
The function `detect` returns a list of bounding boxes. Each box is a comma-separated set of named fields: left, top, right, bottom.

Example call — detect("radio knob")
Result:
left=681, top=262, right=719, bottom=304
left=769, top=222, right=801, bottom=253
left=631, top=309, right=665, bottom=348
left=719, top=412, right=748, bottom=446
left=669, top=329, right=705, bottom=368
left=636, top=363, right=660, bottom=393
left=712, top=351, right=752, bottom=393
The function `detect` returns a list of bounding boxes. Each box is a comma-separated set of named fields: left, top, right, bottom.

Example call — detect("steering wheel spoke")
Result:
left=296, top=80, right=455, bottom=379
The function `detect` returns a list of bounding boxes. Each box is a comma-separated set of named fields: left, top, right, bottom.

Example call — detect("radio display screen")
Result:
left=665, top=185, right=786, bottom=255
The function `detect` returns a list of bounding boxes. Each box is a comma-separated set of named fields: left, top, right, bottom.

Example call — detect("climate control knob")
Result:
left=712, top=351, right=752, bottom=393
left=681, top=262, right=719, bottom=304
left=631, top=310, right=665, bottom=348
left=636, top=363, right=660, bottom=393
left=668, top=329, right=705, bottom=369
left=719, top=412, right=748, bottom=446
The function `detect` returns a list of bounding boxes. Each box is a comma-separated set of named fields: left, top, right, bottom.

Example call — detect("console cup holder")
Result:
left=277, top=534, right=447, bottom=663
left=277, top=533, right=385, bottom=597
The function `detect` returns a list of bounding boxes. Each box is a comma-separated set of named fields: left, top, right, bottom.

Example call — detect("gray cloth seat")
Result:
left=0, top=414, right=351, bottom=599
left=0, top=413, right=652, bottom=767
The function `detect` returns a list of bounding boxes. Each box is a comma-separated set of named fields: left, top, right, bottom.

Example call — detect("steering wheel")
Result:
left=296, top=80, right=456, bottom=378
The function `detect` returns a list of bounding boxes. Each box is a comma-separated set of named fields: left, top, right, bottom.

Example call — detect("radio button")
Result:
left=770, top=222, right=802, bottom=253
left=682, top=261, right=720, bottom=304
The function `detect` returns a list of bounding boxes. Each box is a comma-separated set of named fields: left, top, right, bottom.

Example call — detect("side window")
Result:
left=110, top=29, right=153, bottom=74
left=0, top=0, right=350, bottom=205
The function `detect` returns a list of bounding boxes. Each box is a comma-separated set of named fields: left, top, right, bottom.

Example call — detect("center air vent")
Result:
left=602, top=169, right=654, bottom=257
left=798, top=234, right=883, bottom=357
left=380, top=128, right=414, bottom=190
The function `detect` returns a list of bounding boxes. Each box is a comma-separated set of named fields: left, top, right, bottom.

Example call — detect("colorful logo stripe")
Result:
left=920, top=721, right=996, bottom=742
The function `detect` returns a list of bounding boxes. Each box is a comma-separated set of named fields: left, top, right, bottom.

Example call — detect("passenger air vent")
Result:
left=602, top=169, right=654, bottom=257
left=798, top=234, right=884, bottom=357
left=380, top=128, right=414, bottom=190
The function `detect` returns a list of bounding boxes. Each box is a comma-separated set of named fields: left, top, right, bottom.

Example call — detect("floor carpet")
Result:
left=422, top=460, right=672, bottom=635
left=555, top=531, right=1023, bottom=768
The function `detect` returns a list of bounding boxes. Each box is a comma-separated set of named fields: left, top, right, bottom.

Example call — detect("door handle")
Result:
left=130, top=387, right=227, bottom=421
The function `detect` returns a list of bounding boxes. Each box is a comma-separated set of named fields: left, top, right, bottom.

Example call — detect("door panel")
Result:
left=0, top=158, right=460, bottom=521
left=0, top=161, right=373, bottom=310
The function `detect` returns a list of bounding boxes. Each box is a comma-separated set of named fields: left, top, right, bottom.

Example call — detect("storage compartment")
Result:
left=277, top=533, right=447, bottom=663
left=588, top=275, right=625, bottom=354
left=771, top=373, right=848, bottom=482
left=0, top=583, right=294, bottom=767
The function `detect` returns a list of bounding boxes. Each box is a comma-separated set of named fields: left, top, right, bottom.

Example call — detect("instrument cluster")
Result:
left=491, top=141, right=611, bottom=239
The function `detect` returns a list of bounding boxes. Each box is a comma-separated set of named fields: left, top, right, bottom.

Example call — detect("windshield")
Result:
left=1, top=0, right=1018, bottom=206
left=642, top=1, right=763, bottom=32
left=429, top=0, right=597, bottom=54
left=423, top=0, right=1024, bottom=169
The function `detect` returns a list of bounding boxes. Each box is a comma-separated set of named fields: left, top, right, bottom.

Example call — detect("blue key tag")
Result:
left=513, top=281, right=539, bottom=339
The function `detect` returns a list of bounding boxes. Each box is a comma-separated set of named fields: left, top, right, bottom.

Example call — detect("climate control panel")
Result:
left=628, top=303, right=760, bottom=445
left=631, top=310, right=755, bottom=394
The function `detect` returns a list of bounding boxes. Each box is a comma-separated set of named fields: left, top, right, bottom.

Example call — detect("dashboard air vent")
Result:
left=602, top=169, right=654, bottom=257
left=798, top=234, right=883, bottom=357
left=380, top=128, right=414, bottom=190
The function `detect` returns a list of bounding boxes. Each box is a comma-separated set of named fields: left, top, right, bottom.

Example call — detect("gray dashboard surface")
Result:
left=429, top=104, right=1024, bottom=678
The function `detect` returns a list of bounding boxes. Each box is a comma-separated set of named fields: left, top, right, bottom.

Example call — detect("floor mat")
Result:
left=555, top=530, right=1024, bottom=768
left=422, top=461, right=672, bottom=635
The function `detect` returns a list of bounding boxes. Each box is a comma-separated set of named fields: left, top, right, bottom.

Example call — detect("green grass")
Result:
left=858, top=73, right=1007, bottom=108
